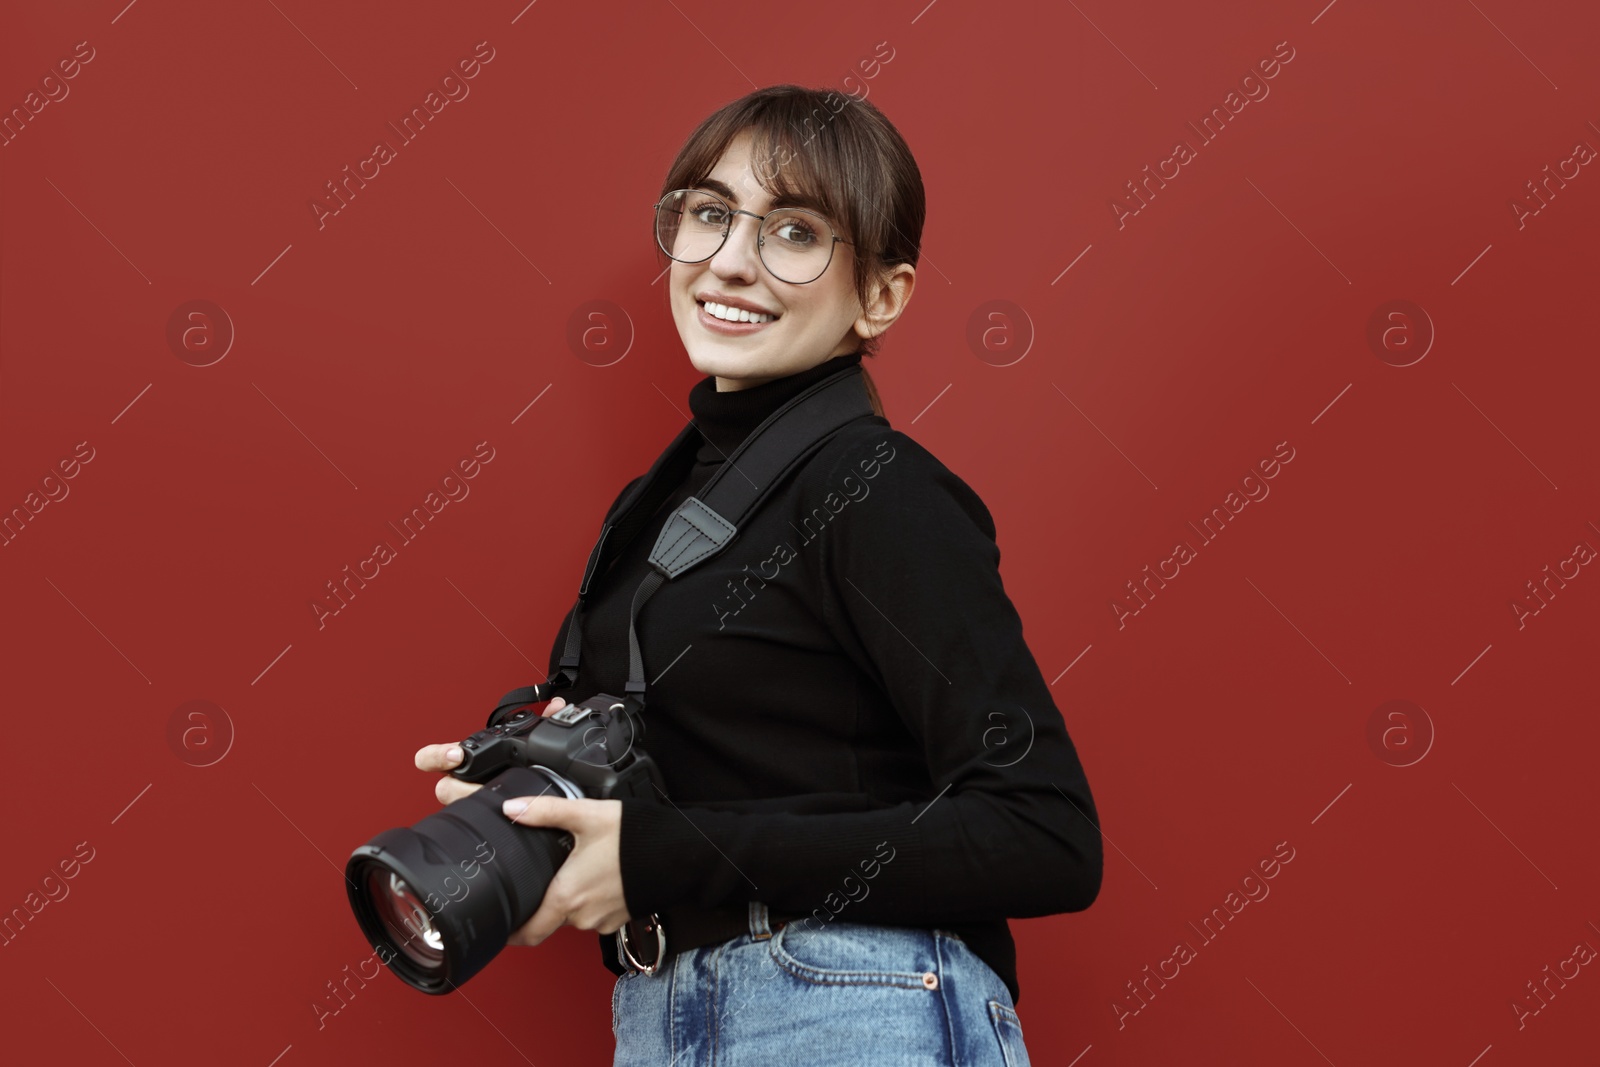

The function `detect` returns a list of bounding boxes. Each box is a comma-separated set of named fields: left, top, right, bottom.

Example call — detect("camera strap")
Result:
left=490, top=361, right=875, bottom=724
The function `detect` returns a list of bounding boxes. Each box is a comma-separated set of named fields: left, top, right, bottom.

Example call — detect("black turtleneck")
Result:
left=544, top=349, right=1102, bottom=1006
left=690, top=351, right=867, bottom=474
left=571, top=352, right=867, bottom=672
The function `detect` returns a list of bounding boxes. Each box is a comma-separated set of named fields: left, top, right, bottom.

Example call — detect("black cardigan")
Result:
left=545, top=351, right=1102, bottom=1004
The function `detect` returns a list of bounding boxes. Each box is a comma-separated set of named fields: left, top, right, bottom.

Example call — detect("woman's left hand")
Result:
left=500, top=795, right=631, bottom=945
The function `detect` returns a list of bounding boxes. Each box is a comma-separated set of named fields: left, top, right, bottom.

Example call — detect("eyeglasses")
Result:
left=653, top=188, right=856, bottom=285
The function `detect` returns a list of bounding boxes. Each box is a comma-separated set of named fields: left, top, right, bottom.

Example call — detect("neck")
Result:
left=714, top=348, right=865, bottom=393
left=689, top=351, right=864, bottom=459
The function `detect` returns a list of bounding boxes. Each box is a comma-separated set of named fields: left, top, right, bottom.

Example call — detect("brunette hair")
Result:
left=657, top=85, right=925, bottom=418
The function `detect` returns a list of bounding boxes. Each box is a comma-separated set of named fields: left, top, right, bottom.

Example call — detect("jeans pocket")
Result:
left=767, top=920, right=936, bottom=989
left=988, top=1000, right=1031, bottom=1067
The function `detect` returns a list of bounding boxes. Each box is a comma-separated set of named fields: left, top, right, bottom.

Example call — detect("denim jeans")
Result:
left=612, top=902, right=1031, bottom=1066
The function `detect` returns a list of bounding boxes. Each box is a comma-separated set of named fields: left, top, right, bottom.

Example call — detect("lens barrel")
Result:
left=345, top=765, right=574, bottom=994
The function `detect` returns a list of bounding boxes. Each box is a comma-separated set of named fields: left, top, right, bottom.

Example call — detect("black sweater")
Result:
left=543, top=351, right=1102, bottom=1004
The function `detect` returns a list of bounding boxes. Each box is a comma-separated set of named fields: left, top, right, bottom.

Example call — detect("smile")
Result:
left=697, top=300, right=779, bottom=332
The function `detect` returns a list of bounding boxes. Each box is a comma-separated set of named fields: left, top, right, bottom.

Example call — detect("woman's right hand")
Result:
left=413, top=696, right=570, bottom=805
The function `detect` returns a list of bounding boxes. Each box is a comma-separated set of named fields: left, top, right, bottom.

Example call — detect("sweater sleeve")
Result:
left=614, top=430, right=1103, bottom=925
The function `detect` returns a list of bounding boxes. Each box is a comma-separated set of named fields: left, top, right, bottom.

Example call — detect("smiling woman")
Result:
left=414, top=83, right=1101, bottom=1067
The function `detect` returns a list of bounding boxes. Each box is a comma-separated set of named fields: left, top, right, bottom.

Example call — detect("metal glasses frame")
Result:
left=652, top=188, right=858, bottom=285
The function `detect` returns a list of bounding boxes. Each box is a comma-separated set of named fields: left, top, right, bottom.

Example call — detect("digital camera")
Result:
left=344, top=693, right=662, bottom=994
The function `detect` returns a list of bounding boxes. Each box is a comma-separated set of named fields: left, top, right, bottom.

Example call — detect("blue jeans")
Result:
left=612, top=902, right=1031, bottom=1066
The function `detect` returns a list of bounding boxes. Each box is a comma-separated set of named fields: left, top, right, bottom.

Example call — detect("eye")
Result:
left=688, top=199, right=729, bottom=226
left=771, top=215, right=820, bottom=245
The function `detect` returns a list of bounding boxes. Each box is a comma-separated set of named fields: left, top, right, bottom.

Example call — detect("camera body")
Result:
left=344, top=692, right=664, bottom=995
left=452, top=692, right=661, bottom=803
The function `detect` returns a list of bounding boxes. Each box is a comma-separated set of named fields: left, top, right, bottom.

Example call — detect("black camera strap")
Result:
left=491, top=361, right=875, bottom=724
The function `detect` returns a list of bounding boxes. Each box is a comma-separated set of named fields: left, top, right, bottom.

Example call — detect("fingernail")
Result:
left=446, top=746, right=463, bottom=763
left=503, top=799, right=529, bottom=818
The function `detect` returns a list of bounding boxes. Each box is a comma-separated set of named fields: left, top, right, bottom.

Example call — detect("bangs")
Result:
left=742, top=120, right=852, bottom=237
left=666, top=100, right=861, bottom=243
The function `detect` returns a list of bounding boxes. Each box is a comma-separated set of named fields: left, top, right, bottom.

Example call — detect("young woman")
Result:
left=416, top=85, right=1102, bottom=1066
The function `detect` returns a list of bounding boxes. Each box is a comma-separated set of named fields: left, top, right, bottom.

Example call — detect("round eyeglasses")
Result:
left=654, top=188, right=856, bottom=285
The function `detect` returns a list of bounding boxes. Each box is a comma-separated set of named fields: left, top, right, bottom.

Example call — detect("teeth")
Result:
left=703, top=301, right=774, bottom=324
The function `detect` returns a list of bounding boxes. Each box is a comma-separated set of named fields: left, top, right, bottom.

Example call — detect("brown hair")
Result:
left=656, top=85, right=926, bottom=418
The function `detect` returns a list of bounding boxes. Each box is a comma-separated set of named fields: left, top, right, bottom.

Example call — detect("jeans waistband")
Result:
left=618, top=901, right=802, bottom=974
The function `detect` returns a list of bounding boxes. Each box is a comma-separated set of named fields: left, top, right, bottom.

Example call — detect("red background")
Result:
left=3, top=1, right=1598, bottom=1064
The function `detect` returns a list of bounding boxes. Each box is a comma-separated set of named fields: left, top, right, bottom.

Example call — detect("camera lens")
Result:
left=345, top=765, right=578, bottom=994
left=368, top=869, right=444, bottom=970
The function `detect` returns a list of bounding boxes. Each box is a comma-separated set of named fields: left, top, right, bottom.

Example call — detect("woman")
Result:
left=415, top=85, right=1102, bottom=1066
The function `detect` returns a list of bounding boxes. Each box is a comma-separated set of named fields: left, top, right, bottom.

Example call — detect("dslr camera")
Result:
left=345, top=692, right=663, bottom=994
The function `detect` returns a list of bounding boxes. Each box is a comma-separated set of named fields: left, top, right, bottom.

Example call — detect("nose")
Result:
left=707, top=210, right=764, bottom=282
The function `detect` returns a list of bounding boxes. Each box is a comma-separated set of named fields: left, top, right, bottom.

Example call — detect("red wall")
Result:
left=3, top=1, right=1597, bottom=1064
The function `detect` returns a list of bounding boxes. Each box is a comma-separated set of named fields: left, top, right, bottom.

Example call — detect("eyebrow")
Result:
left=693, top=177, right=829, bottom=215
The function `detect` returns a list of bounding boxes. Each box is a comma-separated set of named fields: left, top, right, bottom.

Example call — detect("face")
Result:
left=667, top=130, right=879, bottom=392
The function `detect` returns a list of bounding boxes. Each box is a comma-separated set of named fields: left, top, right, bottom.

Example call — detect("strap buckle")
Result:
left=616, top=912, right=667, bottom=976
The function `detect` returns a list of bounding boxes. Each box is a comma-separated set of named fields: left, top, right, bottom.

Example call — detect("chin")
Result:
left=684, top=347, right=773, bottom=387
left=678, top=321, right=773, bottom=374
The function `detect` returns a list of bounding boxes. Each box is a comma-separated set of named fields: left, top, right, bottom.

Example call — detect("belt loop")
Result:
left=747, top=901, right=773, bottom=940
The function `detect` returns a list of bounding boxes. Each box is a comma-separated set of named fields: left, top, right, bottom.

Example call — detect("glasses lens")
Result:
left=656, top=191, right=842, bottom=283
left=759, top=208, right=836, bottom=284
left=656, top=189, right=729, bottom=264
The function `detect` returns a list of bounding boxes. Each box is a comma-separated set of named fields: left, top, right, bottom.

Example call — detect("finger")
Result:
left=570, top=902, right=632, bottom=935
left=502, top=795, right=585, bottom=832
left=415, top=743, right=464, bottom=773
left=540, top=696, right=569, bottom=717
left=435, top=777, right=483, bottom=806
left=507, top=892, right=569, bottom=947
left=436, top=779, right=481, bottom=805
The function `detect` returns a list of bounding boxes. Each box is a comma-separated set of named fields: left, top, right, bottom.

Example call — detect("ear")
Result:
left=853, top=262, right=916, bottom=342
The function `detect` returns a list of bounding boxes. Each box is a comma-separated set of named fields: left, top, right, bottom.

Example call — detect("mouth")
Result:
left=696, top=298, right=780, bottom=335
